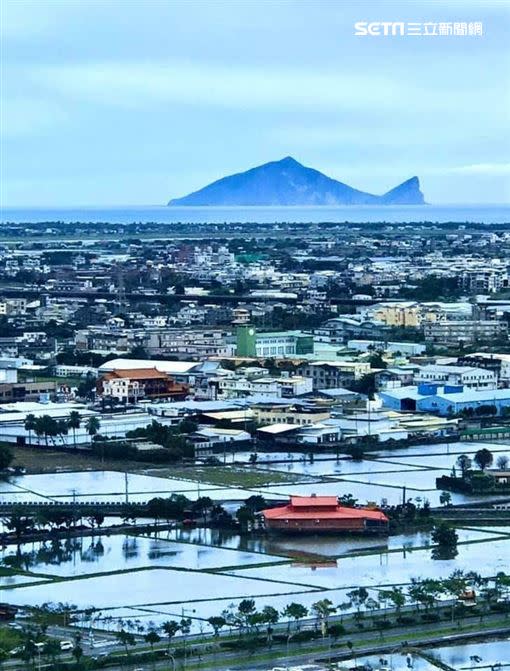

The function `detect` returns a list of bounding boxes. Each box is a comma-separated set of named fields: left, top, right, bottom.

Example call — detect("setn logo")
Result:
left=354, top=21, right=405, bottom=36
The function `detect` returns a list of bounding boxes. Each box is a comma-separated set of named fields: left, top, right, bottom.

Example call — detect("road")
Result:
left=9, top=612, right=506, bottom=671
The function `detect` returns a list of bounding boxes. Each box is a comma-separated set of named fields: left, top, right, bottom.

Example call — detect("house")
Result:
left=189, top=427, right=252, bottom=457
left=97, top=368, right=188, bottom=403
left=347, top=340, right=426, bottom=356
left=488, top=470, right=510, bottom=485
left=298, top=361, right=371, bottom=390
left=415, top=364, right=497, bottom=390
left=215, top=374, right=313, bottom=399
left=261, top=495, right=389, bottom=534
left=423, top=320, right=508, bottom=346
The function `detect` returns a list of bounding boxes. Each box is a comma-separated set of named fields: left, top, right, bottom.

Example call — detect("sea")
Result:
left=1, top=204, right=509, bottom=225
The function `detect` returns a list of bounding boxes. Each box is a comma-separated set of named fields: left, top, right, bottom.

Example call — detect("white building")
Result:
left=0, top=401, right=177, bottom=447
left=415, top=364, right=497, bottom=390
left=216, top=374, right=312, bottom=399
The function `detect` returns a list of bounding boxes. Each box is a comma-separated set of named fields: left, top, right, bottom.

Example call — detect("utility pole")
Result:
left=124, top=471, right=129, bottom=504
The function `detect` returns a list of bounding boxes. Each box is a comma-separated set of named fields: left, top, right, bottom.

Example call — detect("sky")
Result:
left=1, top=0, right=510, bottom=206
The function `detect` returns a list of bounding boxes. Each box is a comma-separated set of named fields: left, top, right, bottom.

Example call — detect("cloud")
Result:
left=26, top=61, right=402, bottom=111
left=1, top=98, right=69, bottom=138
left=446, top=163, right=510, bottom=176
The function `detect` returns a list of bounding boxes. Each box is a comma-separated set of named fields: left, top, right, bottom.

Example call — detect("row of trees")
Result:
left=0, top=507, right=115, bottom=541
left=23, top=412, right=100, bottom=448
left=126, top=419, right=197, bottom=461
left=455, top=448, right=505, bottom=477
left=76, top=569, right=510, bottom=651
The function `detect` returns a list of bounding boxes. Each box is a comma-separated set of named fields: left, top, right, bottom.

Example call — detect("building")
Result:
left=97, top=368, right=188, bottom=403
left=0, top=381, right=57, bottom=404
left=415, top=364, right=497, bottom=390
left=0, top=401, right=179, bottom=446
left=53, top=364, right=97, bottom=378
left=261, top=495, right=389, bottom=534
left=457, top=353, right=510, bottom=385
left=461, top=268, right=509, bottom=294
left=189, top=427, right=252, bottom=457
left=236, top=326, right=314, bottom=358
left=363, top=301, right=473, bottom=328
left=315, top=316, right=390, bottom=343
left=298, top=361, right=371, bottom=390
left=215, top=374, right=313, bottom=400
left=424, top=320, right=508, bottom=346
left=379, top=383, right=510, bottom=416
left=347, top=340, right=426, bottom=356
left=252, top=401, right=330, bottom=426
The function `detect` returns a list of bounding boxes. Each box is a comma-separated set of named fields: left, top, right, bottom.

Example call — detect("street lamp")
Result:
left=181, top=607, right=195, bottom=670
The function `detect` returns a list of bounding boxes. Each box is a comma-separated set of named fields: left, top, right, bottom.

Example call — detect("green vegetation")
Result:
left=438, top=449, right=509, bottom=495
left=166, top=464, right=308, bottom=488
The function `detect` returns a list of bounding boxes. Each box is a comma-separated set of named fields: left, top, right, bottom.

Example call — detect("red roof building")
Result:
left=97, top=368, right=188, bottom=403
left=261, top=495, right=389, bottom=535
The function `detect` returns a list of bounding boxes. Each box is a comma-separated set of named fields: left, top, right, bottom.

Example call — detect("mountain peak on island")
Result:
left=168, top=158, right=426, bottom=206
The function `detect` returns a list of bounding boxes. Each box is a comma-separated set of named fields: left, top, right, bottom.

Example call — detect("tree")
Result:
left=207, top=616, right=226, bottom=638
left=35, top=415, right=58, bottom=447
left=456, top=454, right=472, bottom=478
left=67, top=411, right=81, bottom=449
left=0, top=445, right=13, bottom=471
left=85, top=416, right=100, bottom=442
left=431, top=522, right=459, bottom=560
left=474, top=448, right=493, bottom=471
left=42, top=639, right=61, bottom=667
left=439, top=491, right=452, bottom=507
left=347, top=587, right=369, bottom=618
left=162, top=620, right=180, bottom=653
left=24, top=413, right=37, bottom=447
left=144, top=628, right=161, bottom=667
left=496, top=455, right=509, bottom=470
left=237, top=599, right=256, bottom=634
left=2, top=511, right=35, bottom=541
left=72, top=643, right=83, bottom=666
left=368, top=352, right=387, bottom=369
left=311, top=598, right=336, bottom=636
left=282, top=602, right=308, bottom=632
left=236, top=505, right=255, bottom=532
left=115, top=629, right=136, bottom=661
left=386, top=587, right=406, bottom=617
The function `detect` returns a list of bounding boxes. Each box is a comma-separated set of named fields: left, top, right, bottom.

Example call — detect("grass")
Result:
left=7, top=447, right=314, bottom=486
left=17, top=373, right=83, bottom=387
left=152, top=465, right=311, bottom=488
left=8, top=444, right=152, bottom=474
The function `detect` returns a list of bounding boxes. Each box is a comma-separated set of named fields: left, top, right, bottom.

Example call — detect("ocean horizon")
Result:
left=1, top=203, right=509, bottom=225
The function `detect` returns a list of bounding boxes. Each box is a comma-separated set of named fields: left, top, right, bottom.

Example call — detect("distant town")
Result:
left=0, top=218, right=509, bottom=668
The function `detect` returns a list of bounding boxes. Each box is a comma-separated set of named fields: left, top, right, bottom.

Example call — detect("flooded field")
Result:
left=357, top=637, right=510, bottom=670
left=0, top=534, right=286, bottom=577
left=228, top=534, right=510, bottom=589
left=0, top=439, right=509, bottom=639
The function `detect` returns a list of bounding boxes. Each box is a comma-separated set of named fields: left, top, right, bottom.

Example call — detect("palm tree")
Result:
left=24, top=414, right=36, bottom=447
left=34, top=416, right=47, bottom=447
left=35, top=415, right=55, bottom=447
left=56, top=419, right=69, bottom=446
left=311, top=598, right=336, bottom=637
left=85, top=416, right=100, bottom=443
left=67, top=411, right=81, bottom=449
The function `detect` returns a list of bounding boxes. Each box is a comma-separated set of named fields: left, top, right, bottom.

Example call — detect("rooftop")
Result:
left=104, top=368, right=170, bottom=380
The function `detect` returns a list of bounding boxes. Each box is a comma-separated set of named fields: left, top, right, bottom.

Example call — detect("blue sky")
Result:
left=2, top=0, right=509, bottom=206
